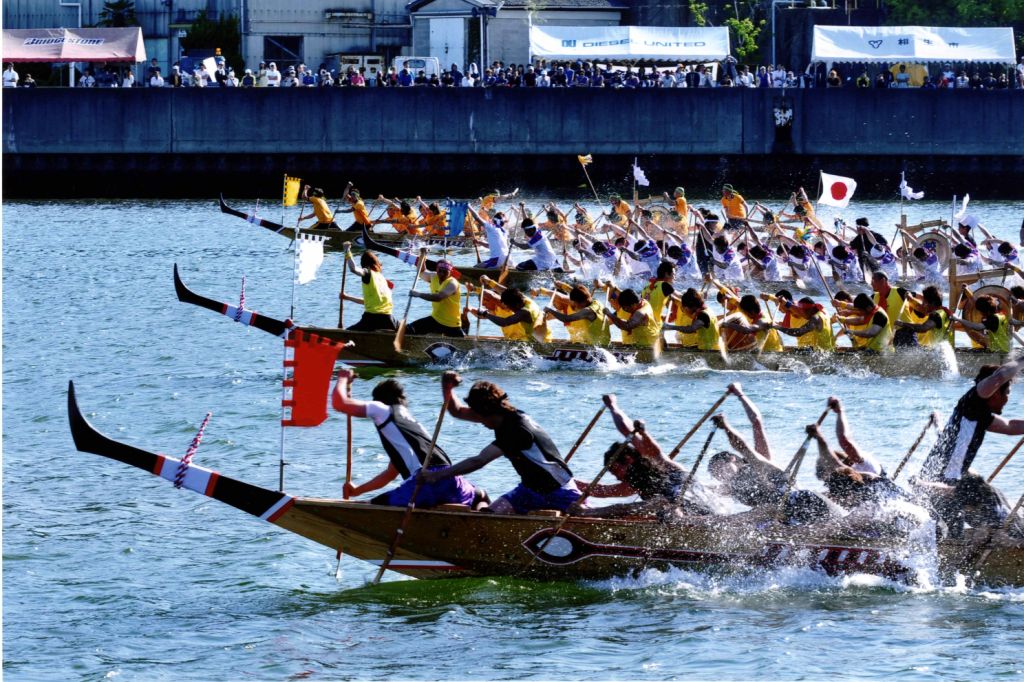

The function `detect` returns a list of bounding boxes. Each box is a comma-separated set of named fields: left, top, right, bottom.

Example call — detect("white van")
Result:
left=392, top=56, right=441, bottom=79
left=331, top=54, right=385, bottom=85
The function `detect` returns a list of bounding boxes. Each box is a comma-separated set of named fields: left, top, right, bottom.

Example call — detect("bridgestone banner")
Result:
left=811, top=25, right=1017, bottom=64
left=529, top=26, right=730, bottom=61
left=2, top=27, right=146, bottom=63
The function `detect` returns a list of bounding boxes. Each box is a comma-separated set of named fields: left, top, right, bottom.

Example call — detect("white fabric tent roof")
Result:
left=811, top=25, right=1017, bottom=64
left=529, top=26, right=730, bottom=61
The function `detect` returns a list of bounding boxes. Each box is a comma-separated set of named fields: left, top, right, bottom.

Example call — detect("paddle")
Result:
left=783, top=406, right=832, bottom=478
left=890, top=413, right=940, bottom=481
left=988, top=435, right=1024, bottom=483
left=394, top=247, right=428, bottom=352
left=667, top=390, right=730, bottom=460
left=522, top=422, right=644, bottom=574
left=755, top=300, right=777, bottom=359
left=971, top=491, right=1024, bottom=574
left=563, top=405, right=607, bottom=464
left=338, top=248, right=350, bottom=328
left=676, top=423, right=720, bottom=502
left=371, top=371, right=460, bottom=585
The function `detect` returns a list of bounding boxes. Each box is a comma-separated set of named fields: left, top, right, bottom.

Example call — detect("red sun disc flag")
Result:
left=281, top=330, right=344, bottom=427
left=818, top=171, right=858, bottom=208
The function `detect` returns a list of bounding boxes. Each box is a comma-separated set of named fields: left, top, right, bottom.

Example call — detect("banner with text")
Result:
left=529, top=26, right=730, bottom=62
left=811, top=25, right=1016, bottom=64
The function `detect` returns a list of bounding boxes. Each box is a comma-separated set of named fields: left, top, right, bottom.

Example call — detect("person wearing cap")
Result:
left=282, top=66, right=298, bottom=87
left=407, top=259, right=464, bottom=337
left=265, top=62, right=281, bottom=87
left=720, top=184, right=750, bottom=230
left=331, top=369, right=485, bottom=509
left=240, top=69, right=255, bottom=87
left=299, top=185, right=339, bottom=230
left=419, top=373, right=581, bottom=515
left=256, top=62, right=268, bottom=87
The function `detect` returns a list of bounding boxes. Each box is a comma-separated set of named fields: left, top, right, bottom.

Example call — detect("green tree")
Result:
left=97, top=0, right=138, bottom=27
left=180, top=12, right=243, bottom=73
left=725, top=16, right=765, bottom=63
left=884, top=0, right=1024, bottom=54
left=689, top=1, right=710, bottom=28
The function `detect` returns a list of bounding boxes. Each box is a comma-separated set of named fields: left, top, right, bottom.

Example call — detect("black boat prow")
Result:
left=361, top=226, right=441, bottom=272
left=68, top=380, right=161, bottom=470
left=219, top=194, right=292, bottom=234
left=173, top=263, right=292, bottom=338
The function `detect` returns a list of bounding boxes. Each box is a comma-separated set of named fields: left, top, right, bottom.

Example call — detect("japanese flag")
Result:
left=818, top=172, right=857, bottom=208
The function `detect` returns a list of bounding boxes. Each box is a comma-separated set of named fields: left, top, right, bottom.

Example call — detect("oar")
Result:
left=563, top=405, right=607, bottom=464
left=676, top=423, right=720, bottom=502
left=971, top=491, right=1024, bottom=574
left=497, top=223, right=519, bottom=285
left=522, top=422, right=643, bottom=574
left=988, top=435, right=1024, bottom=483
left=667, top=390, right=730, bottom=460
left=338, top=249, right=350, bottom=328
left=755, top=300, right=777, bottom=359
left=393, top=247, right=428, bottom=352
left=783, top=406, right=831, bottom=477
left=371, top=372, right=460, bottom=585
left=890, top=413, right=940, bottom=481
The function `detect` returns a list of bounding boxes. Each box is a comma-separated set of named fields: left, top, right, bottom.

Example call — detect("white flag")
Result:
left=899, top=172, right=924, bottom=200
left=295, top=233, right=327, bottom=284
left=818, top=171, right=857, bottom=208
left=633, top=163, right=649, bottom=187
left=954, top=194, right=972, bottom=225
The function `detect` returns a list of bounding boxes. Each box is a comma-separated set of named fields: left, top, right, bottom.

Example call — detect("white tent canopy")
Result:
left=811, top=25, right=1017, bottom=65
left=529, top=26, right=730, bottom=62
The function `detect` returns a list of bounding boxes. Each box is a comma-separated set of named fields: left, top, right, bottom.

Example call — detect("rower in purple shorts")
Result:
left=332, top=369, right=487, bottom=509
left=421, top=371, right=582, bottom=514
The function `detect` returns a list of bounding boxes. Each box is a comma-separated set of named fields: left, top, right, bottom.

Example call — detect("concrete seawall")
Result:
left=4, top=88, right=1023, bottom=197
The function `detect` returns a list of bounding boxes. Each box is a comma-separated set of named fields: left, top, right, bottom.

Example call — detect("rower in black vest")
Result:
left=914, top=357, right=1024, bottom=537
left=332, top=369, right=486, bottom=509
left=422, top=372, right=582, bottom=514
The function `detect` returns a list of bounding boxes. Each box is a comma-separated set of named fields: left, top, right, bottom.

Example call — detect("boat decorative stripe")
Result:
left=367, top=559, right=463, bottom=570
left=260, top=496, right=295, bottom=522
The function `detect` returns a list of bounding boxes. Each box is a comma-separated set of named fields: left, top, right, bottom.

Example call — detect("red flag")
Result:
left=282, top=330, right=343, bottom=427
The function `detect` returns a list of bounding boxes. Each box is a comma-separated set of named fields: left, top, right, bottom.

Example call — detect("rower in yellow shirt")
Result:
left=607, top=194, right=631, bottom=227
left=544, top=284, right=611, bottom=346
left=893, top=286, right=952, bottom=348
left=604, top=289, right=660, bottom=348
left=470, top=286, right=550, bottom=342
left=406, top=259, right=464, bottom=337
left=772, top=297, right=835, bottom=351
left=662, top=288, right=723, bottom=353
left=720, top=183, right=750, bottom=230
left=298, top=185, right=339, bottom=229
left=416, top=196, right=448, bottom=237
left=340, top=242, right=397, bottom=331
left=476, top=187, right=518, bottom=222
left=951, top=294, right=1021, bottom=354
left=720, top=295, right=783, bottom=352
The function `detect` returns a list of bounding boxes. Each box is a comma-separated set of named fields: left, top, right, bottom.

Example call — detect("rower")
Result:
left=665, top=240, right=702, bottom=282
left=543, top=284, right=611, bottom=346
left=663, top=288, right=722, bottom=352
left=914, top=358, right=1024, bottom=537
left=662, top=187, right=690, bottom=236
left=337, top=182, right=374, bottom=233
left=837, top=293, right=892, bottom=352
left=331, top=370, right=486, bottom=509
left=709, top=414, right=841, bottom=524
left=744, top=236, right=781, bottom=282
left=720, top=183, right=750, bottom=230
left=697, top=221, right=744, bottom=280
left=770, top=296, right=835, bottom=351
left=604, top=289, right=660, bottom=348
left=641, top=262, right=675, bottom=325
left=856, top=222, right=899, bottom=281
left=951, top=293, right=1019, bottom=354
left=475, top=187, right=518, bottom=222
left=406, top=259, right=464, bottom=337
left=726, top=382, right=777, bottom=460
left=606, top=194, right=631, bottom=227
left=469, top=286, right=551, bottom=342
left=893, top=286, right=952, bottom=349
left=416, top=197, right=448, bottom=237
left=573, top=394, right=717, bottom=519
left=420, top=373, right=582, bottom=515
left=374, top=197, right=421, bottom=235
left=298, top=185, right=339, bottom=230
left=829, top=244, right=862, bottom=283
left=467, top=207, right=510, bottom=268
left=513, top=209, right=561, bottom=272
left=340, top=243, right=397, bottom=331
left=720, top=295, right=783, bottom=352
left=539, top=205, right=571, bottom=242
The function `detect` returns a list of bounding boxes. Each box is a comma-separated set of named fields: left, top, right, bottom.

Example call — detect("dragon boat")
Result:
left=67, top=383, right=1024, bottom=586
left=219, top=195, right=477, bottom=251
left=174, top=264, right=1008, bottom=377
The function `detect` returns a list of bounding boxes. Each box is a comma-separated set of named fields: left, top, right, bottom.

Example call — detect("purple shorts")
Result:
left=479, top=257, right=500, bottom=268
left=384, top=466, right=476, bottom=508
left=499, top=481, right=583, bottom=514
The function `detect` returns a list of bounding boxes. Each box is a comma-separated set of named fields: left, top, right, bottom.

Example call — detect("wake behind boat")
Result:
left=65, top=382, right=1024, bottom=586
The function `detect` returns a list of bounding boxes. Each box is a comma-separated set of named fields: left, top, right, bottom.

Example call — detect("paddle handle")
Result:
left=563, top=405, right=607, bottom=464
left=371, top=392, right=452, bottom=585
left=393, top=249, right=428, bottom=352
left=338, top=253, right=349, bottom=328
left=891, top=413, right=939, bottom=482
left=677, top=423, right=719, bottom=502
left=668, top=390, right=730, bottom=460
left=972, top=490, right=1024, bottom=573
left=988, top=434, right=1024, bottom=483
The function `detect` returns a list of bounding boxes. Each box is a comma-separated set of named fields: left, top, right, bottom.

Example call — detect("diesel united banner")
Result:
left=529, top=26, right=730, bottom=61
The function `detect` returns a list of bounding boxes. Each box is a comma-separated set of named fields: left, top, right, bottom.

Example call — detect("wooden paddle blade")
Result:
left=393, top=321, right=407, bottom=351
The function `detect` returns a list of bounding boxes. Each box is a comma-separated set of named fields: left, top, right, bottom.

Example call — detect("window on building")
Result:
left=262, top=36, right=303, bottom=71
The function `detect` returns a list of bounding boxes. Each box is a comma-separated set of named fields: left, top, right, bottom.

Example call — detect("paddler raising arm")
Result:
left=331, top=369, right=487, bottom=509
left=298, top=185, right=339, bottom=230
left=419, top=372, right=582, bottom=515
left=340, top=242, right=398, bottom=331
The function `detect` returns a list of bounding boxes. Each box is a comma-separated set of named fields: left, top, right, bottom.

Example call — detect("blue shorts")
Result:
left=499, top=481, right=582, bottom=514
left=384, top=466, right=476, bottom=508
left=479, top=256, right=501, bottom=268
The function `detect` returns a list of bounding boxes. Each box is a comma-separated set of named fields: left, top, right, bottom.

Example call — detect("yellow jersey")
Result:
left=430, top=274, right=461, bottom=328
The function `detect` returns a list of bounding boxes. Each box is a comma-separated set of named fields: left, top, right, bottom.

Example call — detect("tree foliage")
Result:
left=181, top=12, right=243, bottom=72
left=97, top=0, right=138, bottom=27
left=689, top=1, right=710, bottom=28
left=884, top=0, right=1024, bottom=53
left=725, top=16, right=765, bottom=63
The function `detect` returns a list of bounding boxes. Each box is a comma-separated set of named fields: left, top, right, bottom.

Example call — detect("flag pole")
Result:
left=579, top=156, right=600, bottom=203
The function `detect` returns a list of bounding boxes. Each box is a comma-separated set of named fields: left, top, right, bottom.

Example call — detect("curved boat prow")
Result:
left=173, top=263, right=292, bottom=338
left=68, top=380, right=295, bottom=522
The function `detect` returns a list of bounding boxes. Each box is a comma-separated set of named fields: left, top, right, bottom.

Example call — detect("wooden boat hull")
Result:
left=173, top=263, right=1007, bottom=377
left=67, top=382, right=1024, bottom=587
left=219, top=194, right=476, bottom=250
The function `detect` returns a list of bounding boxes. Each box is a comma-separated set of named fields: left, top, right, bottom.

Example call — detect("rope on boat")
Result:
left=234, top=276, right=246, bottom=322
left=175, top=412, right=212, bottom=489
